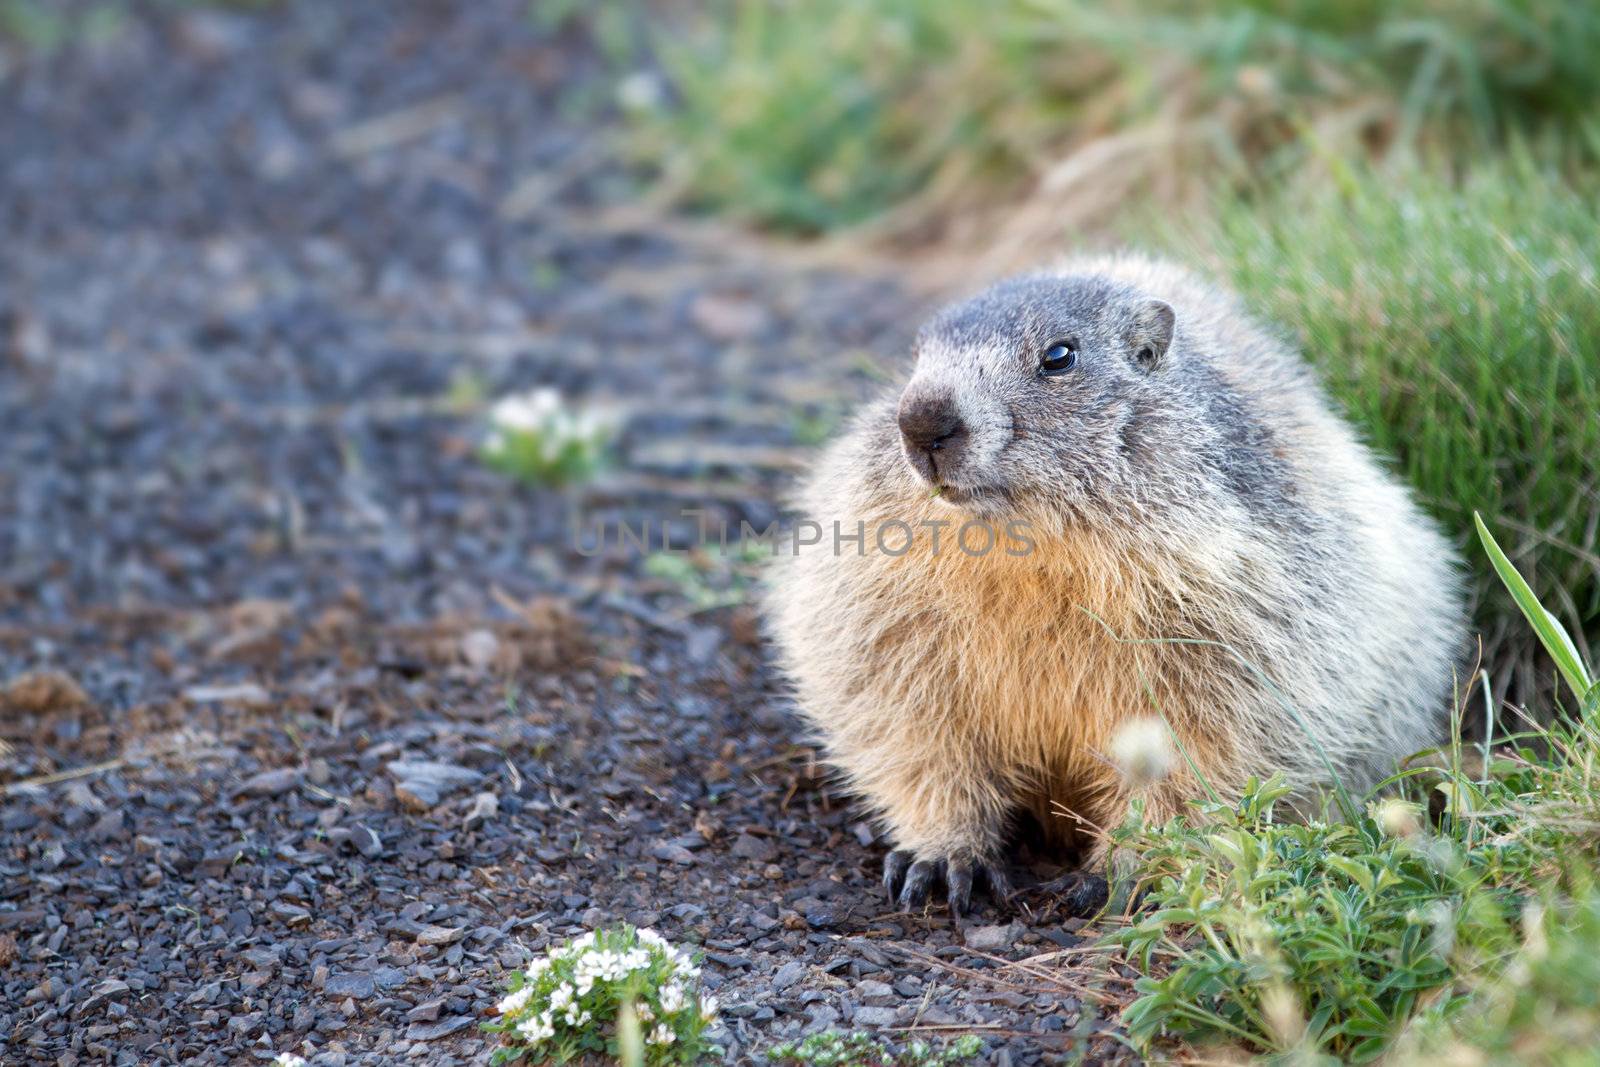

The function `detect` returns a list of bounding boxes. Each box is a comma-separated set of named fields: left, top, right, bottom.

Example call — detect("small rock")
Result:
left=271, top=901, right=312, bottom=926
left=852, top=1005, right=900, bottom=1027
left=386, top=760, right=485, bottom=787
left=63, top=782, right=106, bottom=812
left=772, top=961, right=807, bottom=991
left=351, top=824, right=383, bottom=858
left=405, top=1015, right=472, bottom=1041
left=963, top=922, right=1023, bottom=953
left=803, top=1005, right=841, bottom=1033
left=704, top=952, right=752, bottom=969
left=855, top=979, right=895, bottom=1004
left=82, top=978, right=130, bottom=1012
left=324, top=973, right=375, bottom=1000
left=198, top=843, right=249, bottom=875
left=373, top=965, right=408, bottom=989
left=729, top=833, right=777, bottom=863
left=415, top=924, right=466, bottom=946
left=394, top=781, right=442, bottom=812
left=236, top=768, right=302, bottom=798
left=406, top=998, right=444, bottom=1024
left=462, top=792, right=498, bottom=831
left=87, top=810, right=126, bottom=840
left=387, top=760, right=484, bottom=811
left=650, top=842, right=696, bottom=865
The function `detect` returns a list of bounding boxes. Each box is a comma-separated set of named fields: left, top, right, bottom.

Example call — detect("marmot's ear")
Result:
left=1129, top=299, right=1175, bottom=371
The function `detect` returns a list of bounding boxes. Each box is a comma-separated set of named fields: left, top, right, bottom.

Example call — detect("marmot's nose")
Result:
left=898, top=392, right=967, bottom=473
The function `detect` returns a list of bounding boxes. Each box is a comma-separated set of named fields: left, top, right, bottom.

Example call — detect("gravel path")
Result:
left=0, top=4, right=1135, bottom=1064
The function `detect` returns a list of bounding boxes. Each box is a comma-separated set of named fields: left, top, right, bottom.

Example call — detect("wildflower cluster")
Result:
left=485, top=926, right=718, bottom=1065
left=768, top=1030, right=985, bottom=1066
left=480, top=387, right=617, bottom=487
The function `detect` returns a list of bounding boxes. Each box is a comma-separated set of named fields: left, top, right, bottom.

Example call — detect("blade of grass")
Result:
left=1475, top=512, right=1594, bottom=706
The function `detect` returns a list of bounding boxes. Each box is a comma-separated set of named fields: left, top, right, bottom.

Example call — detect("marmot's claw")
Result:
left=1032, top=870, right=1110, bottom=917
left=981, top=862, right=1017, bottom=905
left=946, top=860, right=973, bottom=916
left=882, top=850, right=914, bottom=902
left=883, top=852, right=1017, bottom=916
left=896, top=859, right=942, bottom=910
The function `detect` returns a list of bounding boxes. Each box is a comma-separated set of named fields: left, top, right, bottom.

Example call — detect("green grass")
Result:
left=1106, top=519, right=1600, bottom=1062
left=631, top=0, right=1600, bottom=234
left=1173, top=159, right=1600, bottom=700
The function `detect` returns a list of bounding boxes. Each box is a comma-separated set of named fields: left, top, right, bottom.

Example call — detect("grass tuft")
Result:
left=1104, top=512, right=1600, bottom=1062
left=631, top=0, right=1600, bottom=235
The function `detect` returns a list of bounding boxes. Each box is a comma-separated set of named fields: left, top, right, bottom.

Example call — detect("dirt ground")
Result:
left=0, top=4, right=1137, bottom=1064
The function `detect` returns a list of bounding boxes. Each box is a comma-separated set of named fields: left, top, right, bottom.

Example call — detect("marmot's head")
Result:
left=894, top=272, right=1182, bottom=519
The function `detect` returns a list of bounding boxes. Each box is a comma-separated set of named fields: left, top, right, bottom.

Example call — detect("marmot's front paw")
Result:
left=882, top=849, right=1015, bottom=916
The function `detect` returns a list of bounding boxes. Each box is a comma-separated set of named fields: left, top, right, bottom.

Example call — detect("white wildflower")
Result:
left=497, top=986, right=535, bottom=1016
left=273, top=1056, right=307, bottom=1067
left=649, top=1023, right=677, bottom=1046
left=658, top=982, right=685, bottom=1014
left=516, top=1012, right=556, bottom=1043
left=699, top=994, right=719, bottom=1021
left=1109, top=717, right=1175, bottom=788
left=616, top=71, right=664, bottom=112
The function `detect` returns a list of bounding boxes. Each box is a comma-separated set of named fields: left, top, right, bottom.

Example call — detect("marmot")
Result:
left=765, top=254, right=1466, bottom=915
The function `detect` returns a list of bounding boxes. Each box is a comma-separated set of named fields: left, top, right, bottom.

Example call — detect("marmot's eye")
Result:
left=1039, top=341, right=1078, bottom=376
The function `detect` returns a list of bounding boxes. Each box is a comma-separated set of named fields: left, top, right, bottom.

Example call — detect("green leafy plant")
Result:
left=768, top=1031, right=985, bottom=1067
left=1107, top=511, right=1600, bottom=1062
left=484, top=926, right=718, bottom=1065
left=480, top=388, right=619, bottom=488
left=1394, top=873, right=1600, bottom=1066
left=1110, top=778, right=1523, bottom=1061
left=642, top=544, right=765, bottom=613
